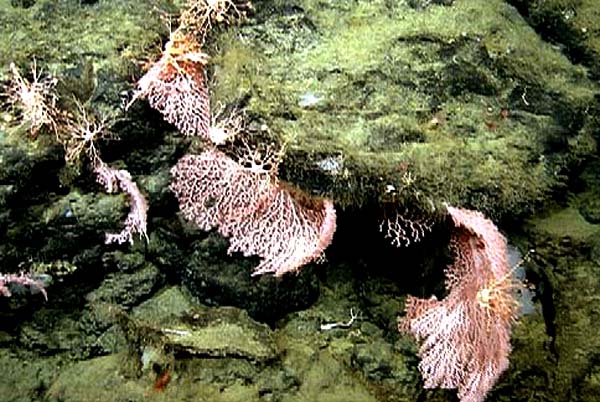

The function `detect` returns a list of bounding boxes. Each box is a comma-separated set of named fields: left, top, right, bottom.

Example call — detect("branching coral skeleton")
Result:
left=5, top=61, right=58, bottom=135
left=60, top=101, right=116, bottom=167
left=180, top=0, right=252, bottom=36
left=208, top=104, right=245, bottom=145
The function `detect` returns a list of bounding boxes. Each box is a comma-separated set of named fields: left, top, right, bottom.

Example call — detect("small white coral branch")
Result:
left=6, top=61, right=58, bottom=135
left=61, top=101, right=115, bottom=166
left=181, top=0, right=252, bottom=36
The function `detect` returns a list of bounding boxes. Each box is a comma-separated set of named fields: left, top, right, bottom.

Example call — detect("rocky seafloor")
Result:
left=1, top=0, right=600, bottom=401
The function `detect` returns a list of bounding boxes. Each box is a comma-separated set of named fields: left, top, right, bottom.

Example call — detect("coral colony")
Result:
left=2, top=1, right=521, bottom=401
left=396, top=207, right=521, bottom=402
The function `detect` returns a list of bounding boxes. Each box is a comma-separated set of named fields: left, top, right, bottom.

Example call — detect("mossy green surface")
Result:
left=0, top=0, right=171, bottom=78
left=506, top=202, right=600, bottom=402
left=508, top=0, right=600, bottom=79
left=212, top=0, right=598, bottom=218
left=131, top=288, right=278, bottom=362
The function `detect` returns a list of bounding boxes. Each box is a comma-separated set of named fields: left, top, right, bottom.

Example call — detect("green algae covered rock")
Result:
left=508, top=0, right=600, bottom=80
left=131, top=286, right=277, bottom=363
left=0, top=0, right=172, bottom=78
left=508, top=201, right=600, bottom=402
left=212, top=0, right=599, bottom=219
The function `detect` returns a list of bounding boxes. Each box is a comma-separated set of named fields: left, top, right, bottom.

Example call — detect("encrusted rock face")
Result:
left=212, top=0, right=599, bottom=220
left=130, top=287, right=278, bottom=362
left=1, top=1, right=600, bottom=402
left=179, top=232, right=320, bottom=324
left=159, top=307, right=277, bottom=362
left=507, top=0, right=600, bottom=81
